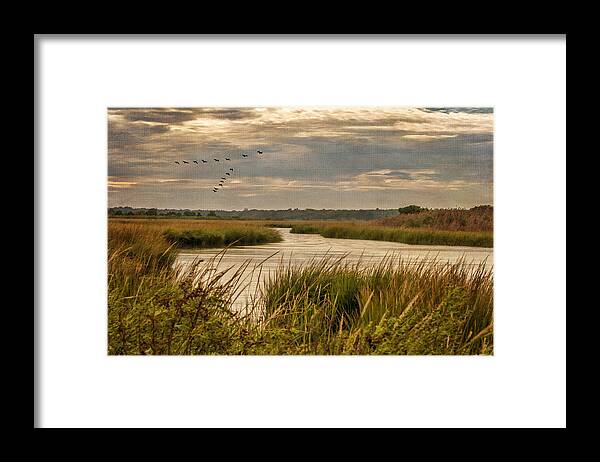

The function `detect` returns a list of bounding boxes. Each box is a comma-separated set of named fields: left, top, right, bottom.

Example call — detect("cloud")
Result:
left=193, top=108, right=261, bottom=120
left=110, top=108, right=261, bottom=124
left=156, top=179, right=193, bottom=184
left=108, top=180, right=137, bottom=189
left=121, top=109, right=198, bottom=124
left=107, top=107, right=493, bottom=208
left=401, top=134, right=458, bottom=141
left=423, top=107, right=494, bottom=114
left=343, top=168, right=481, bottom=192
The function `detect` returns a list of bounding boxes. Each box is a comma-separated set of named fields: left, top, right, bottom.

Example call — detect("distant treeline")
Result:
left=109, top=207, right=406, bottom=221
left=108, top=205, right=492, bottom=222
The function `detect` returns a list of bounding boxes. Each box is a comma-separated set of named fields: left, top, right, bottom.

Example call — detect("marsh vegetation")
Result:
left=108, top=219, right=493, bottom=355
left=289, top=207, right=493, bottom=248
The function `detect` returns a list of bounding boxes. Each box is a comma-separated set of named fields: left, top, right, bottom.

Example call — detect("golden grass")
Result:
left=108, top=221, right=493, bottom=355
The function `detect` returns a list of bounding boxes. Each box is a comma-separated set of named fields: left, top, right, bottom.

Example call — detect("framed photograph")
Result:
left=107, top=106, right=494, bottom=356
left=35, top=35, right=566, bottom=428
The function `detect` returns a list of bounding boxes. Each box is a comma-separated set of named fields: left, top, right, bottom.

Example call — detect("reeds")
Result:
left=110, top=218, right=282, bottom=249
left=291, top=223, right=493, bottom=248
left=164, top=227, right=282, bottom=248
left=287, top=207, right=493, bottom=247
left=108, top=224, right=493, bottom=355
left=257, top=255, right=493, bottom=354
left=378, top=206, right=493, bottom=232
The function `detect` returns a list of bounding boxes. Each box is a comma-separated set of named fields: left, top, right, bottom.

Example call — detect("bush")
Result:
left=398, top=205, right=426, bottom=214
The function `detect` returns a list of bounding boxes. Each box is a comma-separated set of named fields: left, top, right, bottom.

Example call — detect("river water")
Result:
left=175, top=228, right=493, bottom=312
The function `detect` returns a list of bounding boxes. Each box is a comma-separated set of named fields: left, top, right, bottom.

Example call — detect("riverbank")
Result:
left=108, top=224, right=493, bottom=355
left=110, top=217, right=493, bottom=249
left=290, top=223, right=493, bottom=248
left=109, top=218, right=282, bottom=249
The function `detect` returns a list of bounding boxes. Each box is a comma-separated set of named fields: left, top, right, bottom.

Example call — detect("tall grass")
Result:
left=291, top=224, right=493, bottom=248
left=259, top=256, right=493, bottom=354
left=110, top=218, right=282, bottom=249
left=286, top=224, right=321, bottom=234
left=164, top=227, right=281, bottom=248
left=108, top=224, right=252, bottom=354
left=108, top=223, right=493, bottom=355
left=378, top=206, right=493, bottom=232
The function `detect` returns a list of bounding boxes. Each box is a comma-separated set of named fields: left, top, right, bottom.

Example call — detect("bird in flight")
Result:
left=193, top=160, right=198, bottom=164
left=242, top=154, right=248, bottom=158
left=174, top=161, right=180, bottom=164
left=201, top=159, right=207, bottom=163
left=257, top=150, right=263, bottom=155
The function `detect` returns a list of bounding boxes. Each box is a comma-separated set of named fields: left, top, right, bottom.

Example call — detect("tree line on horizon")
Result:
left=107, top=205, right=492, bottom=221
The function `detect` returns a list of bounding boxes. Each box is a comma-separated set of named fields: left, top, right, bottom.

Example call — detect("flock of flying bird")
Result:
left=174, top=150, right=263, bottom=193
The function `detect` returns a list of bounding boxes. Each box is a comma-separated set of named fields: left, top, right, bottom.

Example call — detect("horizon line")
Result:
left=108, top=204, right=493, bottom=212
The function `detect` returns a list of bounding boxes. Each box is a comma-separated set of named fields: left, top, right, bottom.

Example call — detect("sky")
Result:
left=108, top=107, right=493, bottom=210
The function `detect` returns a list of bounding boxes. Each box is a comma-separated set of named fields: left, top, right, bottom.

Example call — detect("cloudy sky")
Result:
left=108, top=107, right=493, bottom=210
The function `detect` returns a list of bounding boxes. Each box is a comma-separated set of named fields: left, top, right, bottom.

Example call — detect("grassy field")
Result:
left=108, top=220, right=493, bottom=355
left=260, top=256, right=493, bottom=354
left=378, top=206, right=493, bottom=232
left=109, top=218, right=282, bottom=249
left=290, top=223, right=493, bottom=248
left=287, top=207, right=493, bottom=248
left=109, top=214, right=493, bottom=251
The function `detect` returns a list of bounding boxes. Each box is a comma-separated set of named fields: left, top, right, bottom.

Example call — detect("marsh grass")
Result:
left=291, top=223, right=493, bottom=248
left=378, top=206, right=493, bottom=232
left=164, top=227, right=281, bottom=248
left=258, top=255, right=493, bottom=354
left=108, top=223, right=493, bottom=355
left=110, top=218, right=282, bottom=249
